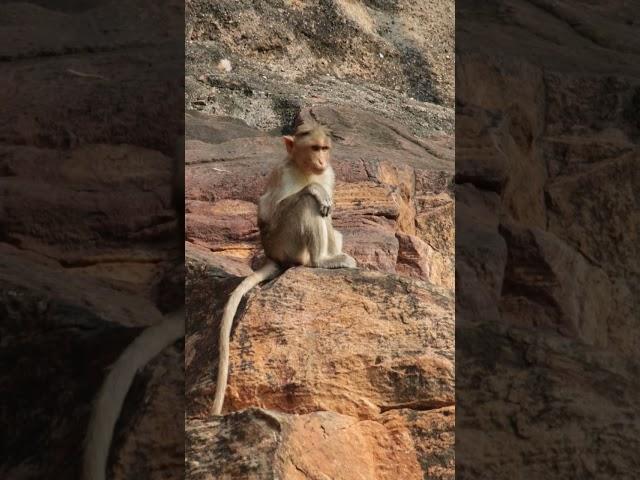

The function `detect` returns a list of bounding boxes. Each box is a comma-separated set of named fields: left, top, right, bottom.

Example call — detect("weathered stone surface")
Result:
left=0, top=145, right=178, bottom=287
left=415, top=192, right=454, bottom=255
left=187, top=0, right=454, bottom=130
left=0, top=5, right=183, bottom=155
left=186, top=407, right=454, bottom=480
left=381, top=406, right=455, bottom=480
left=455, top=185, right=507, bottom=324
left=186, top=199, right=259, bottom=258
left=396, top=233, right=454, bottom=290
left=456, top=59, right=547, bottom=230
left=457, top=322, right=640, bottom=479
left=546, top=152, right=640, bottom=276
left=187, top=262, right=454, bottom=419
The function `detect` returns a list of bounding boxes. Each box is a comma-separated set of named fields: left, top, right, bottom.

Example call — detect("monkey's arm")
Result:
left=301, top=182, right=333, bottom=217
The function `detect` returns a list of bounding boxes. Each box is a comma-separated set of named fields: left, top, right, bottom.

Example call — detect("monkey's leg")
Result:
left=312, top=252, right=357, bottom=269
left=300, top=200, right=356, bottom=269
left=325, top=216, right=344, bottom=256
left=262, top=192, right=314, bottom=265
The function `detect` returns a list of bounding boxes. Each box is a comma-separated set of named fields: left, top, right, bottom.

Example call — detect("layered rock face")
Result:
left=456, top=2, right=640, bottom=477
left=185, top=1, right=455, bottom=478
left=0, top=1, right=184, bottom=478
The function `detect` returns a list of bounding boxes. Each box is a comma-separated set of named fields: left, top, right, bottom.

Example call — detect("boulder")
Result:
left=186, top=256, right=454, bottom=419
left=186, top=407, right=454, bottom=480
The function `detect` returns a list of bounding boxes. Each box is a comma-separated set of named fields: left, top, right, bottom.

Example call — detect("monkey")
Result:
left=82, top=136, right=186, bottom=480
left=211, top=121, right=356, bottom=415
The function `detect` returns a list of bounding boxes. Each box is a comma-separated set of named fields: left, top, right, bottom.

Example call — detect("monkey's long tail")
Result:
left=82, top=310, right=185, bottom=480
left=212, top=260, right=282, bottom=415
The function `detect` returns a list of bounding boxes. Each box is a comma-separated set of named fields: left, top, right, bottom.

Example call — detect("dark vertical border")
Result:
left=0, top=0, right=185, bottom=478
left=456, top=1, right=640, bottom=477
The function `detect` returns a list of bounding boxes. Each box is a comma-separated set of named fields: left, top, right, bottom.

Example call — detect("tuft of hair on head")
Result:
left=293, top=120, right=331, bottom=139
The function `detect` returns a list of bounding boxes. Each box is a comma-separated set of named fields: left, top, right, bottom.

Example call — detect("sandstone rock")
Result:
left=396, top=233, right=454, bottom=290
left=455, top=185, right=507, bottom=324
left=0, top=244, right=165, bottom=328
left=186, top=0, right=454, bottom=135
left=457, top=2, right=640, bottom=477
left=187, top=262, right=454, bottom=419
left=0, top=144, right=179, bottom=295
left=0, top=2, right=184, bottom=477
left=0, top=35, right=182, bottom=156
left=186, top=407, right=454, bottom=480
left=544, top=152, right=640, bottom=354
left=456, top=57, right=548, bottom=230
left=186, top=199, right=259, bottom=258
left=457, top=321, right=640, bottom=479
left=546, top=152, right=640, bottom=276
left=381, top=406, right=455, bottom=480
left=186, top=110, right=266, bottom=144
left=415, top=192, right=454, bottom=255
left=339, top=223, right=399, bottom=274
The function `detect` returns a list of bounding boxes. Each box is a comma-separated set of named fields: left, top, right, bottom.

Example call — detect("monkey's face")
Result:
left=285, top=131, right=332, bottom=175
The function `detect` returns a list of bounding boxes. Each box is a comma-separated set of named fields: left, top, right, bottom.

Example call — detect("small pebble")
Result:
left=217, top=59, right=232, bottom=72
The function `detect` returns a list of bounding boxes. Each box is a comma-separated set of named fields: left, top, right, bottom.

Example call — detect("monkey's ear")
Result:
left=283, top=136, right=295, bottom=154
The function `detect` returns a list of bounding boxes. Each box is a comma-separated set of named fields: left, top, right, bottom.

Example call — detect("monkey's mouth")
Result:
left=311, top=163, right=327, bottom=174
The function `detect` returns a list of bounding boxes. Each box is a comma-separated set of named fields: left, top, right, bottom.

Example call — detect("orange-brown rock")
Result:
left=186, top=257, right=454, bottom=419
left=0, top=1, right=185, bottom=477
left=0, top=144, right=180, bottom=297
left=186, top=407, right=454, bottom=480
left=396, top=233, right=454, bottom=290
left=499, top=221, right=612, bottom=347
left=381, top=406, right=455, bottom=480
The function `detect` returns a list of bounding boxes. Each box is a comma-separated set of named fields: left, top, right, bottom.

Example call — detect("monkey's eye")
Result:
left=311, top=145, right=322, bottom=151
left=322, top=146, right=330, bottom=151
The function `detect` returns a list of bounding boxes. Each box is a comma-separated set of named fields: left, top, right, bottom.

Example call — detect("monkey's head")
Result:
left=284, top=123, right=332, bottom=175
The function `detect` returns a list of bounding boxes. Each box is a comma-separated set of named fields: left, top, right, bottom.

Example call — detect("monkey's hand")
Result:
left=307, top=183, right=333, bottom=217
left=318, top=197, right=333, bottom=217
